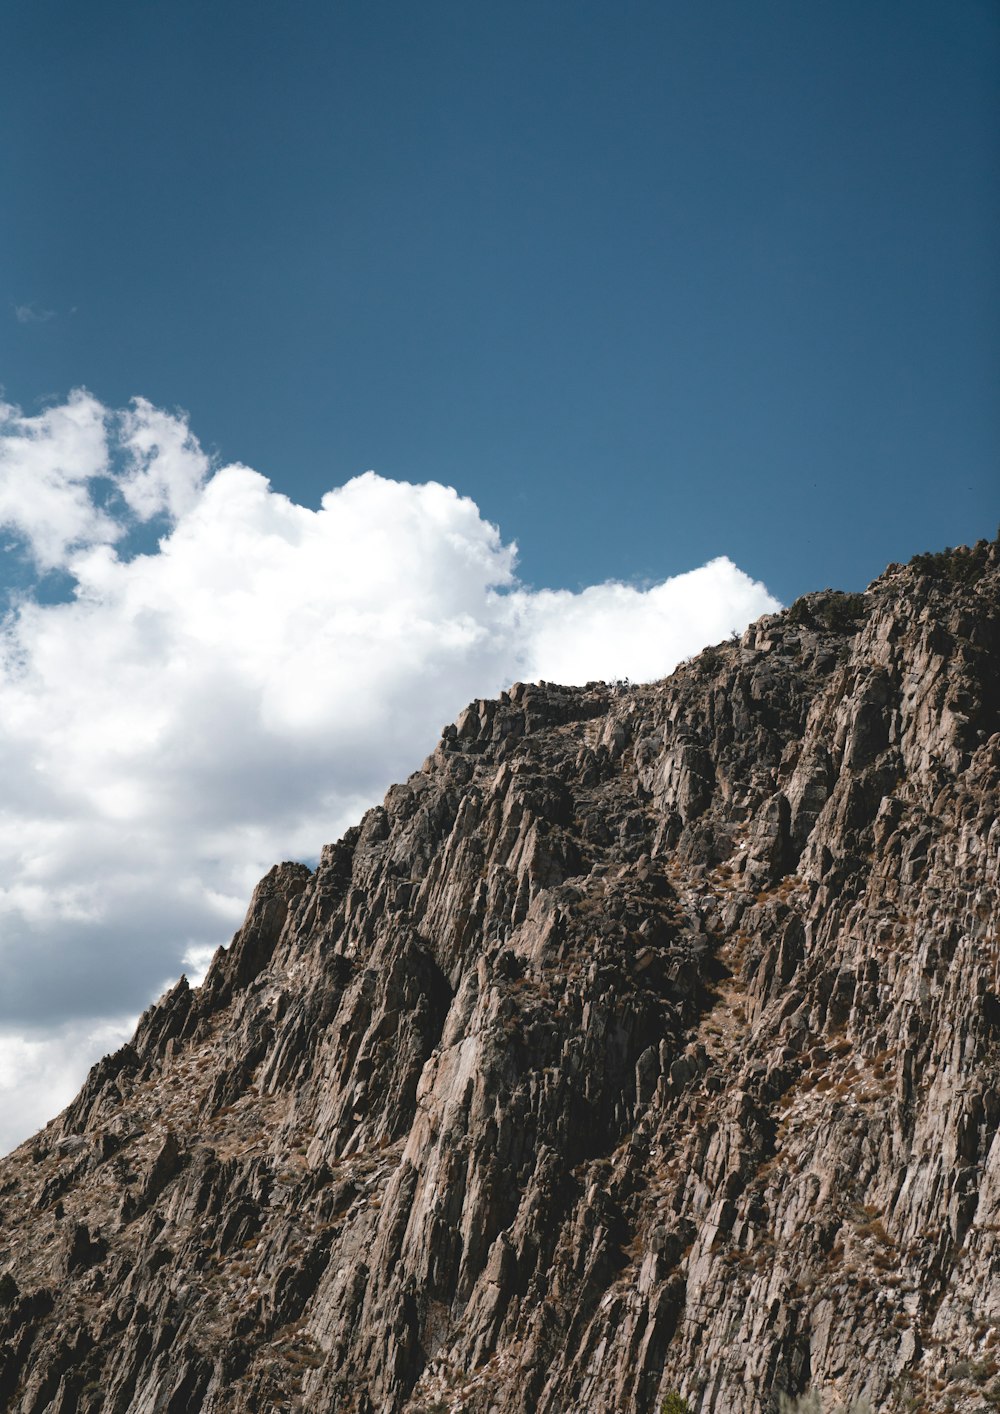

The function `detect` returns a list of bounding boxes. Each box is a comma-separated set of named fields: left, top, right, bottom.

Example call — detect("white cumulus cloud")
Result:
left=0, top=391, right=112, bottom=569
left=0, top=392, right=781, bottom=1152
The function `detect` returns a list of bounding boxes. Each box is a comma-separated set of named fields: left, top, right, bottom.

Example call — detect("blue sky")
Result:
left=4, top=0, right=997, bottom=603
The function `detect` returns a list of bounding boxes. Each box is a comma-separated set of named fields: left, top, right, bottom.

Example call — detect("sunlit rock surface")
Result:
left=1, top=539, right=998, bottom=1413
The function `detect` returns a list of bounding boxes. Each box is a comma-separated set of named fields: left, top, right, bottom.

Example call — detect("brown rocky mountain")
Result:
left=1, top=539, right=999, bottom=1414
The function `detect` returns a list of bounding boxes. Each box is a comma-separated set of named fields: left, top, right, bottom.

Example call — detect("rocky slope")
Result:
left=1, top=539, right=999, bottom=1414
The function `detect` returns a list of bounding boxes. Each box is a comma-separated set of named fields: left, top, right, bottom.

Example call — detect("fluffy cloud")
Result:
left=0, top=392, right=112, bottom=569
left=0, top=393, right=781, bottom=1151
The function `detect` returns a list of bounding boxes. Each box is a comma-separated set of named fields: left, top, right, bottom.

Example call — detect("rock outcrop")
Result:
left=1, top=539, right=998, bottom=1413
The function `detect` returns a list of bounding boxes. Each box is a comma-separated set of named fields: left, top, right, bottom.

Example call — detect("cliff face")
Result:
left=1, top=541, right=998, bottom=1414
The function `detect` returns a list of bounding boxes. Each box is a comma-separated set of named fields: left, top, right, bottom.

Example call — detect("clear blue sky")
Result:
left=3, top=0, right=997, bottom=603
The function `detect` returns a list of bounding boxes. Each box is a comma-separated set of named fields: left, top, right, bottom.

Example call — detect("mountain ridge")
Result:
left=0, top=537, right=998, bottom=1413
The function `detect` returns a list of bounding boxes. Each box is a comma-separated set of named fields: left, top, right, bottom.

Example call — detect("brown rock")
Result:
left=0, top=537, right=998, bottom=1412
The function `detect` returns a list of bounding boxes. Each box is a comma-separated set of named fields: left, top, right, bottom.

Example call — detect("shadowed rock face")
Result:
left=1, top=539, right=998, bottom=1414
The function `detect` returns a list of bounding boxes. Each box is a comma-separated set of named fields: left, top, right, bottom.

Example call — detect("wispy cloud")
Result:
left=0, top=391, right=781, bottom=1151
left=13, top=303, right=56, bottom=325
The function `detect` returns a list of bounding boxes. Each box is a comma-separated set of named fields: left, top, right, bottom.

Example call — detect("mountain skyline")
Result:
left=0, top=538, right=995, bottom=1411
left=0, top=389, right=785, bottom=1152
left=1, top=1, right=997, bottom=1149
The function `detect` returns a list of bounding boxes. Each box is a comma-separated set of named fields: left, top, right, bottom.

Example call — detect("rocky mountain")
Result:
left=1, top=539, right=999, bottom=1414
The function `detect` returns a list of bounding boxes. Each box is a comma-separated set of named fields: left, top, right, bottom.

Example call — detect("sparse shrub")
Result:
left=661, top=1395, right=691, bottom=1414
left=908, top=537, right=994, bottom=586
left=786, top=591, right=868, bottom=633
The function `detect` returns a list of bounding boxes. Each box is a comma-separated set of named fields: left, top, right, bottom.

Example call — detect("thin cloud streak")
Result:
left=13, top=303, right=56, bottom=325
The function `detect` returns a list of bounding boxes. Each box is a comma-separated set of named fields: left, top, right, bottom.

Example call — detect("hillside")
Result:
left=0, top=539, right=998, bottom=1413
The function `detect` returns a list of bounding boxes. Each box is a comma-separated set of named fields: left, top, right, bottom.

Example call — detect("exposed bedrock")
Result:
left=1, top=539, right=999, bottom=1412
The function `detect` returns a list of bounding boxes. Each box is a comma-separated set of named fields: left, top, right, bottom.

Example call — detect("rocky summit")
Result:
left=1, top=539, right=999, bottom=1414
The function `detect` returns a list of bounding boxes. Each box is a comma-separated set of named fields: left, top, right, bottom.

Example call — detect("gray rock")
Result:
left=0, top=536, right=998, bottom=1412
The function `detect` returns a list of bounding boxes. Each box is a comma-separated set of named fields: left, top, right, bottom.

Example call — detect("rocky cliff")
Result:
left=1, top=539, right=998, bottom=1414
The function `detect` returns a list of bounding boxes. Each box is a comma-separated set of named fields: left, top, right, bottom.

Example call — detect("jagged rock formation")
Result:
left=1, top=540, right=999, bottom=1414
